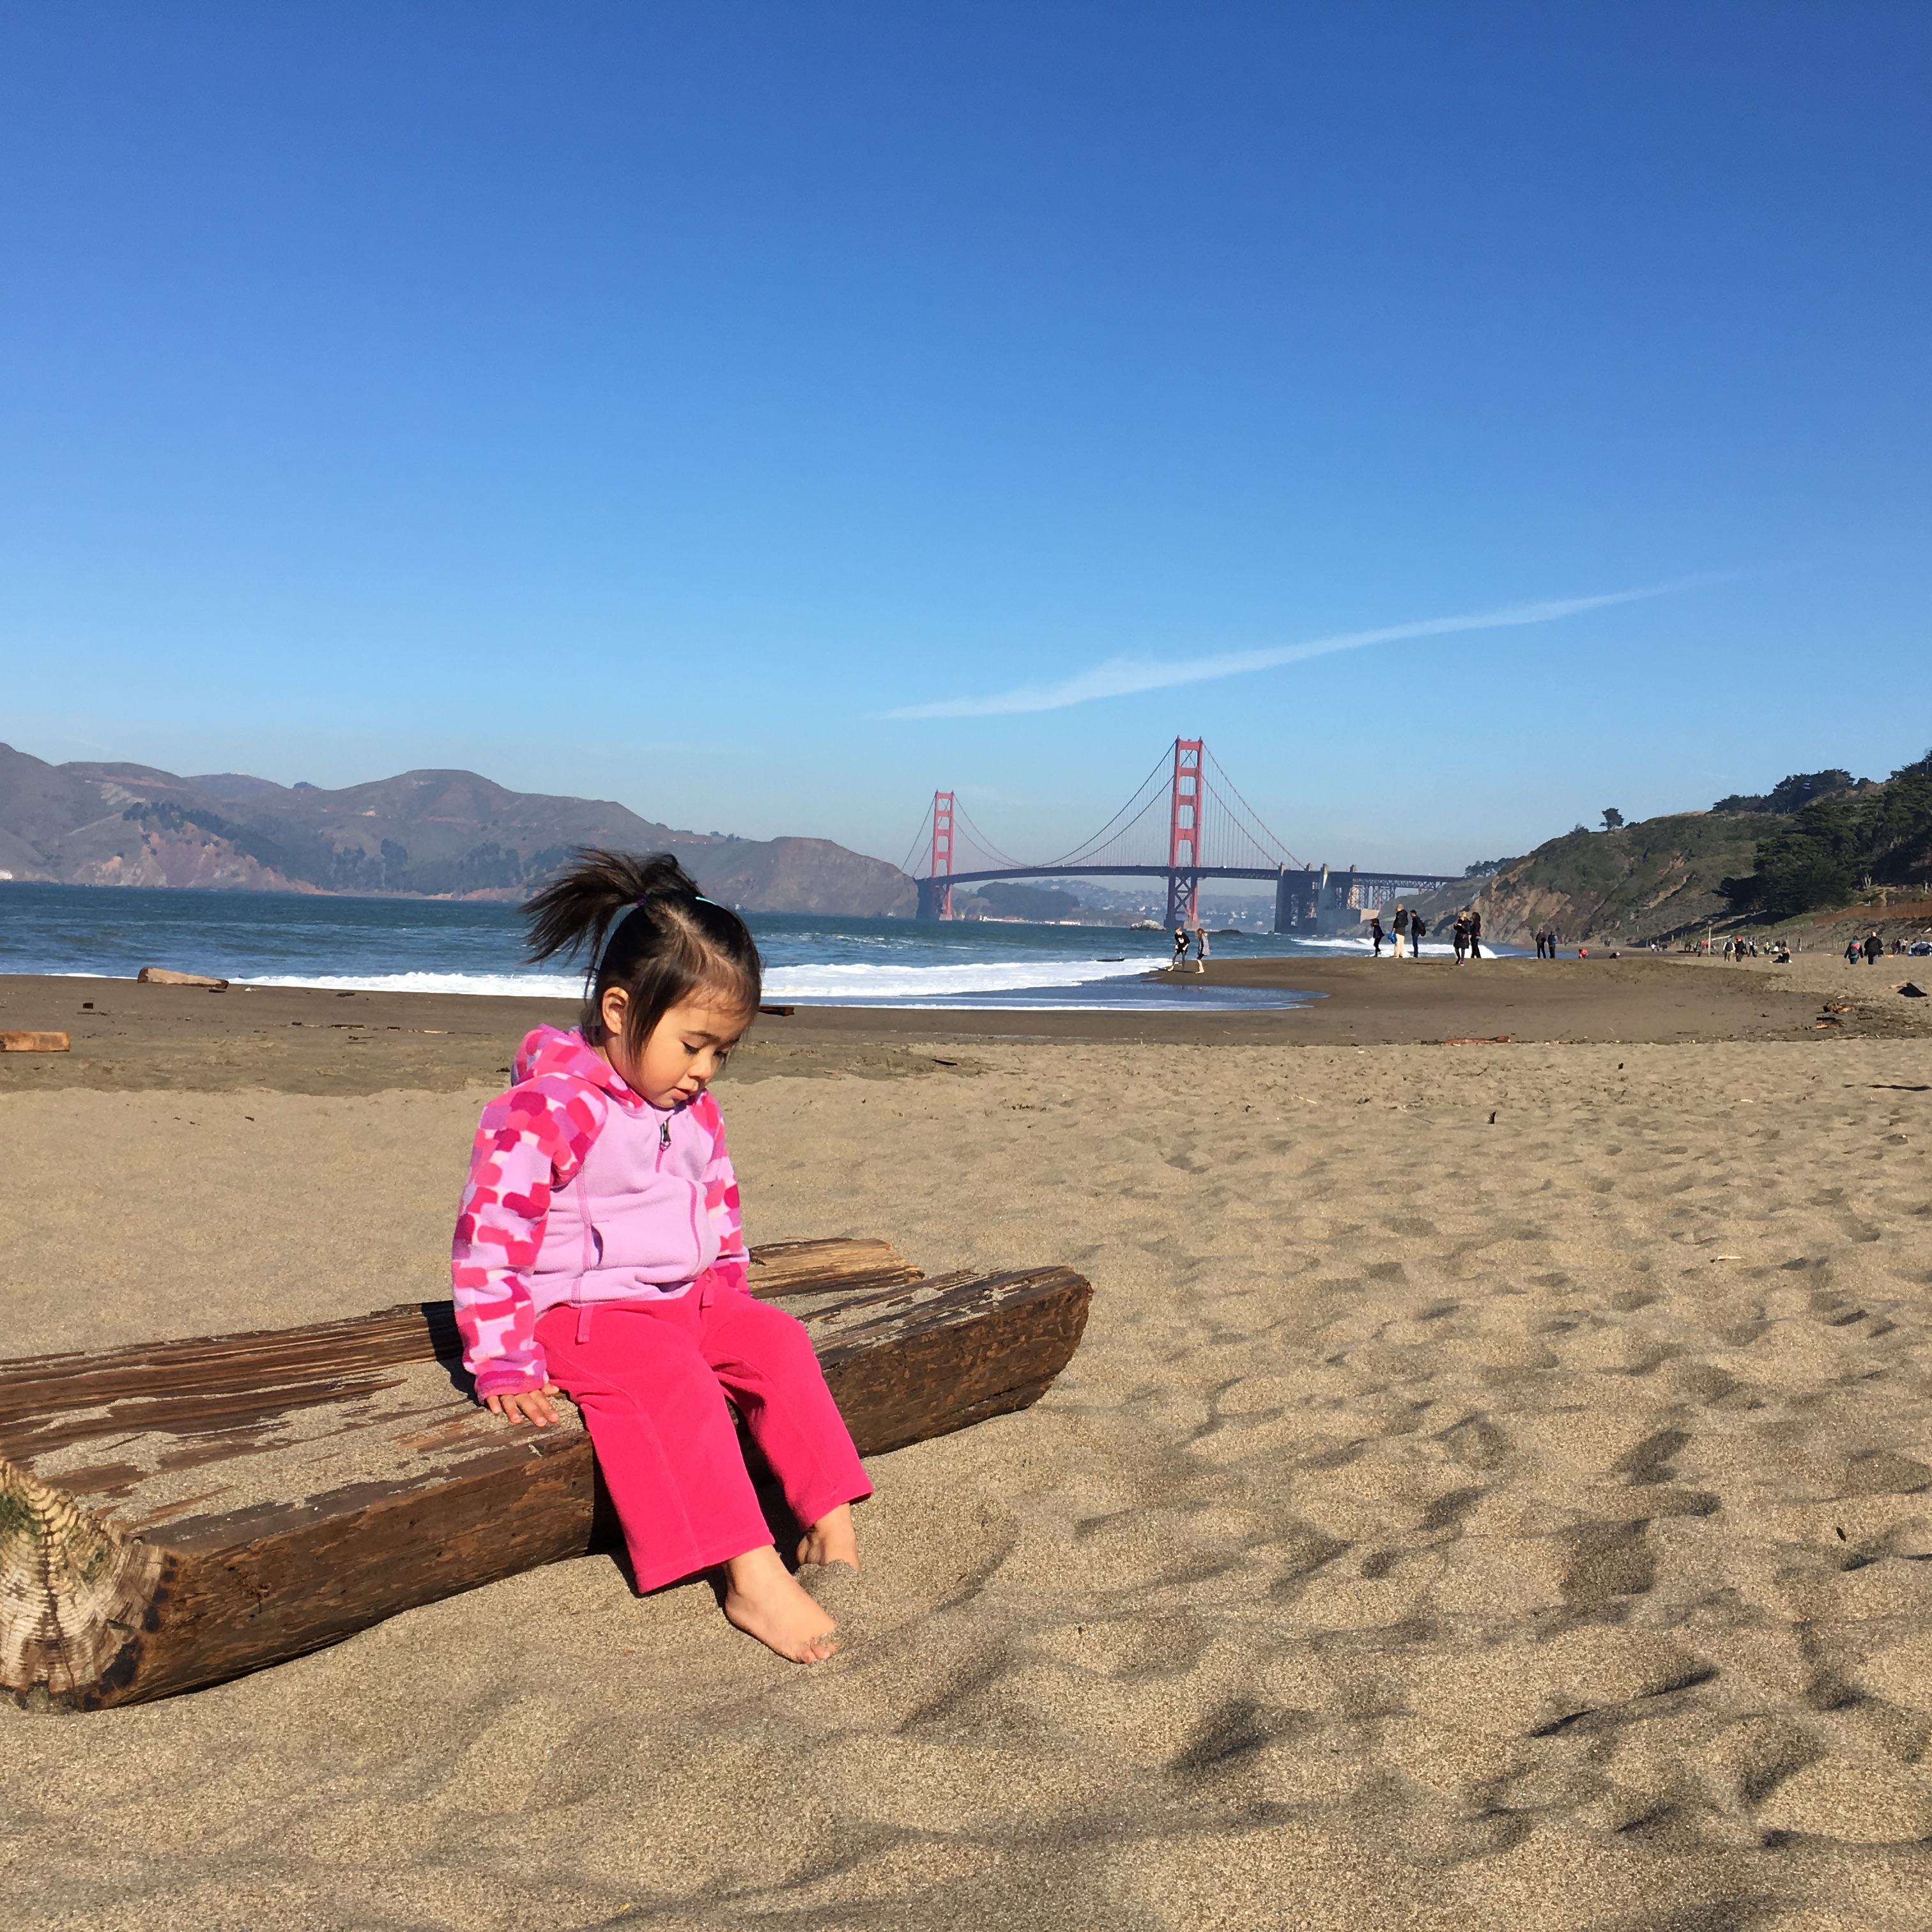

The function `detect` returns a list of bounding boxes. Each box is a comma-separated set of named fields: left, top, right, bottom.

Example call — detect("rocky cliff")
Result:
left=1411, top=811, right=1773, bottom=946
left=0, top=744, right=916, bottom=916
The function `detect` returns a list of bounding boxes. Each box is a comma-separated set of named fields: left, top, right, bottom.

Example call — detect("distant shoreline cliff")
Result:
left=0, top=744, right=916, bottom=917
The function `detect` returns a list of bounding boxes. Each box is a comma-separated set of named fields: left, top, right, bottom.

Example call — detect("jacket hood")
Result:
left=512, top=1024, right=645, bottom=1107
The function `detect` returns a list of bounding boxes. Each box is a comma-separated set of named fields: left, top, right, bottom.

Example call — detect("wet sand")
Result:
left=6, top=967, right=1932, bottom=1929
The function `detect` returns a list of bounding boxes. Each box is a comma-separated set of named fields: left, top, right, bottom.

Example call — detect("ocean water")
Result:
left=0, top=882, right=1384, bottom=1011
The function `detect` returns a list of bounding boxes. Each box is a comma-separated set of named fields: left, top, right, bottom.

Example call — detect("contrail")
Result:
left=883, top=585, right=1672, bottom=721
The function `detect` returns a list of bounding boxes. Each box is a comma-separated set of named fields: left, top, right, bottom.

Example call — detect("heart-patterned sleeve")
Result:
left=451, top=1073, right=606, bottom=1394
left=693, top=1089, right=748, bottom=1295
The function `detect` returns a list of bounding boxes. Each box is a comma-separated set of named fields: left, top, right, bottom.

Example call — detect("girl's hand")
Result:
left=485, top=1384, right=562, bottom=1427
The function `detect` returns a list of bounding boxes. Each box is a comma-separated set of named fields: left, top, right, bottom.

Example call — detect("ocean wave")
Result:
left=245, top=970, right=584, bottom=998
left=241, top=956, right=1156, bottom=1003
left=762, top=958, right=1152, bottom=1000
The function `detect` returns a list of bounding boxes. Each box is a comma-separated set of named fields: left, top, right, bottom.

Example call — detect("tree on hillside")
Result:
left=1712, top=769, right=1856, bottom=815
left=1722, top=751, right=1932, bottom=917
left=1602, top=808, right=1624, bottom=830
left=1768, top=769, right=1855, bottom=814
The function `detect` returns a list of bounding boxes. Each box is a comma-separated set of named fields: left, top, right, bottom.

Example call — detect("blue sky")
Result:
left=3, top=1, right=1928, bottom=877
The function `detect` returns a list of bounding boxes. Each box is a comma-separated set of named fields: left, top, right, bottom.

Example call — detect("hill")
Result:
left=1413, top=753, right=1932, bottom=946
left=1432, top=811, right=1772, bottom=946
left=0, top=744, right=915, bottom=916
left=1721, top=753, right=1932, bottom=919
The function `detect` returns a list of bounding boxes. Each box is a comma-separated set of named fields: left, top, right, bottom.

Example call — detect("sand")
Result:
left=6, top=963, right=1932, bottom=1929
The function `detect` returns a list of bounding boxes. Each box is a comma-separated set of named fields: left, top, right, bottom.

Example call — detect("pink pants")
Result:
left=535, top=1275, right=871, bottom=1593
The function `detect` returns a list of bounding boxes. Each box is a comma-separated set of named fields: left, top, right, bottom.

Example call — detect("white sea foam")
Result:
left=245, top=970, right=585, bottom=998
left=763, top=958, right=1153, bottom=1000
left=243, top=957, right=1158, bottom=1003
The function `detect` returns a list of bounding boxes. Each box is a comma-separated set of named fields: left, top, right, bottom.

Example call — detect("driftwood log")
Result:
left=0, top=1031, right=70, bottom=1052
left=1, top=1238, right=1090, bottom=1710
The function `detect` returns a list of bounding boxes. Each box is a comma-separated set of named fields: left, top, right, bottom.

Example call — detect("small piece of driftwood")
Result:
left=1, top=1238, right=1090, bottom=1709
left=136, top=968, right=230, bottom=989
left=0, top=1032, right=69, bottom=1052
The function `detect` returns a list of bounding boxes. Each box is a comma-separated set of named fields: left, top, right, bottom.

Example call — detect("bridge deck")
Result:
left=933, top=864, right=1459, bottom=889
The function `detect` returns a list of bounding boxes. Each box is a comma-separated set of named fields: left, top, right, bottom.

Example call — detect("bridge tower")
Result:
left=1164, top=738, right=1203, bottom=928
left=916, top=790, right=956, bottom=920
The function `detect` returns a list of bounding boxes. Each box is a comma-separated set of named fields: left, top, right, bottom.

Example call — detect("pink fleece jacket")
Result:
left=451, top=1024, right=747, bottom=1396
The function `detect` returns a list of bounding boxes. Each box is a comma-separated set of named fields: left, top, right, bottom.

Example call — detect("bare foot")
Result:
left=721, top=1544, right=838, bottom=1663
left=797, top=1502, right=859, bottom=1573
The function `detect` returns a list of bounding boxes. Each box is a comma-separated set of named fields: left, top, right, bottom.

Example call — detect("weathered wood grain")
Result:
left=1, top=1238, right=1089, bottom=1709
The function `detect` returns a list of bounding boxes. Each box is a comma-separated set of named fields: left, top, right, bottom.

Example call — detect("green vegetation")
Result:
left=1710, top=769, right=1857, bottom=816
left=1488, top=810, right=1770, bottom=939
left=969, top=880, right=1084, bottom=921
left=1722, top=752, right=1932, bottom=919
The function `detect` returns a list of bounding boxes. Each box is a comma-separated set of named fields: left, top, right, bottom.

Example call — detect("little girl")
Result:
left=452, top=850, right=869, bottom=1662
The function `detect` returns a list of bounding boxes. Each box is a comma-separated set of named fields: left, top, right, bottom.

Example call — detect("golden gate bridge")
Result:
left=903, top=737, right=1457, bottom=931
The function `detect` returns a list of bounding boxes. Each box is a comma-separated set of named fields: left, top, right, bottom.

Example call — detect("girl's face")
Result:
left=599, top=986, right=750, bottom=1109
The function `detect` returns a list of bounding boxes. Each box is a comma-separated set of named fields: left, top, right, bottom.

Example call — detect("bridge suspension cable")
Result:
left=1200, top=746, right=1305, bottom=873
left=1043, top=746, right=1176, bottom=870
left=897, top=795, right=935, bottom=880
left=949, top=799, right=1027, bottom=873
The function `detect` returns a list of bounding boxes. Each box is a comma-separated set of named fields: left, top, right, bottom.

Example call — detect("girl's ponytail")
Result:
left=523, top=848, right=762, bottom=1062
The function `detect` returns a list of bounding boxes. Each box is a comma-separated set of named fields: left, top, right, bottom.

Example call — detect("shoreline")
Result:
left=3, top=953, right=1925, bottom=1099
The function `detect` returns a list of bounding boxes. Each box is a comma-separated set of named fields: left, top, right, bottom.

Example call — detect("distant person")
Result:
left=1468, top=908, right=1483, bottom=960
left=1369, top=914, right=1385, bottom=958
left=1392, top=903, right=1409, bottom=959
left=1866, top=931, right=1883, bottom=964
left=1844, top=939, right=1860, bottom=965
left=1195, top=926, right=1211, bottom=964
left=1172, top=926, right=1190, bottom=969
left=1411, top=913, right=1427, bottom=957
left=1452, top=912, right=1469, bottom=963
left=451, top=850, right=867, bottom=1666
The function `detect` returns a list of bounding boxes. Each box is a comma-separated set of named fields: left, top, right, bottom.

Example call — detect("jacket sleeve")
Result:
left=452, top=1077, right=603, bottom=1396
left=697, top=1096, right=749, bottom=1295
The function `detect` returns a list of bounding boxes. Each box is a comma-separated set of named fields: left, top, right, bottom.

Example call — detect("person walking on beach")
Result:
left=1411, top=912, right=1428, bottom=957
left=1392, top=903, right=1409, bottom=959
left=1370, top=914, right=1385, bottom=957
left=1845, top=938, right=1862, bottom=965
left=1866, top=931, right=1883, bottom=964
left=1172, top=925, right=1190, bottom=969
left=1195, top=926, right=1211, bottom=966
left=1452, top=912, right=1469, bottom=963
left=1468, top=908, right=1483, bottom=960
left=452, top=852, right=870, bottom=1664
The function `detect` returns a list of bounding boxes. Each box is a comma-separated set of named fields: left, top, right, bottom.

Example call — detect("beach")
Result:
left=6, top=956, right=1932, bottom=1929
